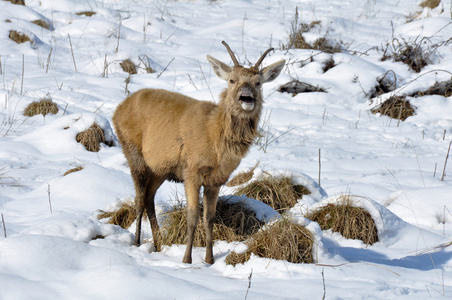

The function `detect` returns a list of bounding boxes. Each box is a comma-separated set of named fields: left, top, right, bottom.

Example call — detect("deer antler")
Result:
left=222, top=41, right=240, bottom=67
left=254, top=47, right=274, bottom=69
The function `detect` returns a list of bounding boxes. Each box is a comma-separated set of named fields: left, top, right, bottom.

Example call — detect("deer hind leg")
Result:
left=121, top=143, right=150, bottom=246
left=203, top=186, right=220, bottom=264
left=144, top=174, right=165, bottom=251
left=182, top=178, right=201, bottom=264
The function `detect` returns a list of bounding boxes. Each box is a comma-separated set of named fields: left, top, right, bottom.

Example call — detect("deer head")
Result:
left=206, top=41, right=285, bottom=118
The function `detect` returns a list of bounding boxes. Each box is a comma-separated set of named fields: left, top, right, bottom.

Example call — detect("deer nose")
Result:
left=240, top=86, right=253, bottom=97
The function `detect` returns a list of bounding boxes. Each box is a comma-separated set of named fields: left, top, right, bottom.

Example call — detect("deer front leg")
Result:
left=183, top=179, right=201, bottom=264
left=203, top=186, right=220, bottom=264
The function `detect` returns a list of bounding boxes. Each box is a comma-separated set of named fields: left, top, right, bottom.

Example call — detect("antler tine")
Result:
left=221, top=41, right=240, bottom=67
left=254, top=47, right=274, bottom=69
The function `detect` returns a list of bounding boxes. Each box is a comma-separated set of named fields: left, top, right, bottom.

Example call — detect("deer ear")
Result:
left=207, top=55, right=232, bottom=81
left=261, top=59, right=285, bottom=83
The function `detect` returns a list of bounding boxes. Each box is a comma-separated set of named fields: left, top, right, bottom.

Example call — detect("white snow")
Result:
left=1, top=0, right=452, bottom=299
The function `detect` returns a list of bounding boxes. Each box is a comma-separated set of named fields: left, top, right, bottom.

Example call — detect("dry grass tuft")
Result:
left=31, top=19, right=51, bottom=30
left=9, top=30, right=31, bottom=44
left=3, top=0, right=25, bottom=5
left=370, top=72, right=398, bottom=98
left=420, top=0, right=441, bottom=9
left=226, top=218, right=314, bottom=266
left=233, top=176, right=310, bottom=213
left=24, top=98, right=59, bottom=117
left=284, top=6, right=339, bottom=53
left=278, top=80, right=326, bottom=96
left=160, top=198, right=263, bottom=247
left=76, top=123, right=112, bottom=152
left=97, top=200, right=140, bottom=229
left=63, top=166, right=84, bottom=176
left=120, top=59, right=137, bottom=75
left=76, top=11, right=96, bottom=17
left=371, top=95, right=416, bottom=121
left=226, top=163, right=258, bottom=187
left=410, top=80, right=452, bottom=98
left=307, top=197, right=378, bottom=245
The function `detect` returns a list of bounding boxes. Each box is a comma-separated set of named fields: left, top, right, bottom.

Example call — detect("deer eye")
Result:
left=229, top=79, right=236, bottom=84
left=255, top=82, right=261, bottom=87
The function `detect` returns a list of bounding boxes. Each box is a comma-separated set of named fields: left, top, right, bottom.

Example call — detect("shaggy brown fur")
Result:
left=113, top=41, right=285, bottom=264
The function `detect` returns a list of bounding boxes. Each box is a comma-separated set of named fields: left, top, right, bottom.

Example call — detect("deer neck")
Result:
left=209, top=95, right=259, bottom=158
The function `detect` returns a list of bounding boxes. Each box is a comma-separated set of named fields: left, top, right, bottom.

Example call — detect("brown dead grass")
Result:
left=24, top=99, right=59, bottom=117
left=63, top=166, right=84, bottom=176
left=76, top=123, right=111, bottom=152
left=97, top=200, right=142, bottom=229
left=371, top=95, right=416, bottom=121
left=233, top=176, right=310, bottom=213
left=120, top=59, right=137, bottom=75
left=410, top=80, right=452, bottom=98
left=226, top=163, right=259, bottom=187
left=306, top=196, right=378, bottom=245
left=225, top=218, right=314, bottom=266
left=9, top=30, right=31, bottom=44
left=420, top=0, right=441, bottom=9
left=160, top=198, right=264, bottom=247
left=3, top=0, right=25, bottom=5
left=278, top=80, right=326, bottom=96
left=32, top=19, right=51, bottom=30
left=76, top=11, right=96, bottom=17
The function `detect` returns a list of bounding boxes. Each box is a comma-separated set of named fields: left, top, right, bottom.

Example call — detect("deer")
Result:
left=112, top=41, right=285, bottom=264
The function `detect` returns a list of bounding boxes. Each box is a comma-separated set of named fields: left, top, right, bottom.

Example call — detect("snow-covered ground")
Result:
left=1, top=0, right=452, bottom=299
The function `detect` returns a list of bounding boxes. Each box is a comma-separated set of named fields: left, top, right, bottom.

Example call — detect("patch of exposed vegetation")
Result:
left=97, top=200, right=140, bottom=229
left=371, top=95, right=416, bottom=121
left=284, top=7, right=340, bottom=53
left=63, top=166, right=84, bottom=176
left=9, top=30, right=31, bottom=44
left=76, top=123, right=113, bottom=152
left=410, top=80, right=452, bottom=98
left=233, top=176, right=310, bottom=213
left=160, top=198, right=264, bottom=247
left=307, top=196, right=378, bottom=245
left=278, top=80, right=326, bottom=97
left=3, top=0, right=25, bottom=5
left=225, top=218, right=314, bottom=266
left=76, top=11, right=96, bottom=17
left=420, top=0, right=441, bottom=9
left=24, top=98, right=59, bottom=117
left=120, top=59, right=137, bottom=75
left=31, top=19, right=51, bottom=30
left=369, top=71, right=398, bottom=99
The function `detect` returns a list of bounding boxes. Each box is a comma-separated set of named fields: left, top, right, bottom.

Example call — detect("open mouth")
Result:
left=239, top=95, right=255, bottom=111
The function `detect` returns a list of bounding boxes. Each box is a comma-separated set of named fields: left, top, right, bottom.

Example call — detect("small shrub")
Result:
left=233, top=176, right=310, bottom=213
left=120, top=59, right=137, bottom=75
left=97, top=200, right=140, bottom=229
left=306, top=196, right=378, bottom=245
left=226, top=218, right=314, bottom=266
left=420, top=0, right=441, bottom=9
left=76, top=11, right=96, bottom=17
left=3, top=0, right=25, bottom=5
left=24, top=98, right=59, bottom=117
left=76, top=123, right=112, bottom=152
left=63, top=166, right=84, bottom=176
left=278, top=80, right=326, bottom=96
left=160, top=198, right=263, bottom=247
left=31, top=19, right=51, bottom=30
left=9, top=30, right=31, bottom=44
left=371, top=95, right=415, bottom=121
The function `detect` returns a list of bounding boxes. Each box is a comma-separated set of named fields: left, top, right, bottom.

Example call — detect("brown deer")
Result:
left=112, top=41, right=285, bottom=264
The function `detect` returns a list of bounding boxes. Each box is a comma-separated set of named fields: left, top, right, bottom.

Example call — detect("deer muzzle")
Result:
left=239, top=86, right=255, bottom=111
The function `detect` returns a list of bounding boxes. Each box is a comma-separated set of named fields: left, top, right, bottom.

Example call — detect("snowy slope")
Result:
left=1, top=0, right=452, bottom=299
